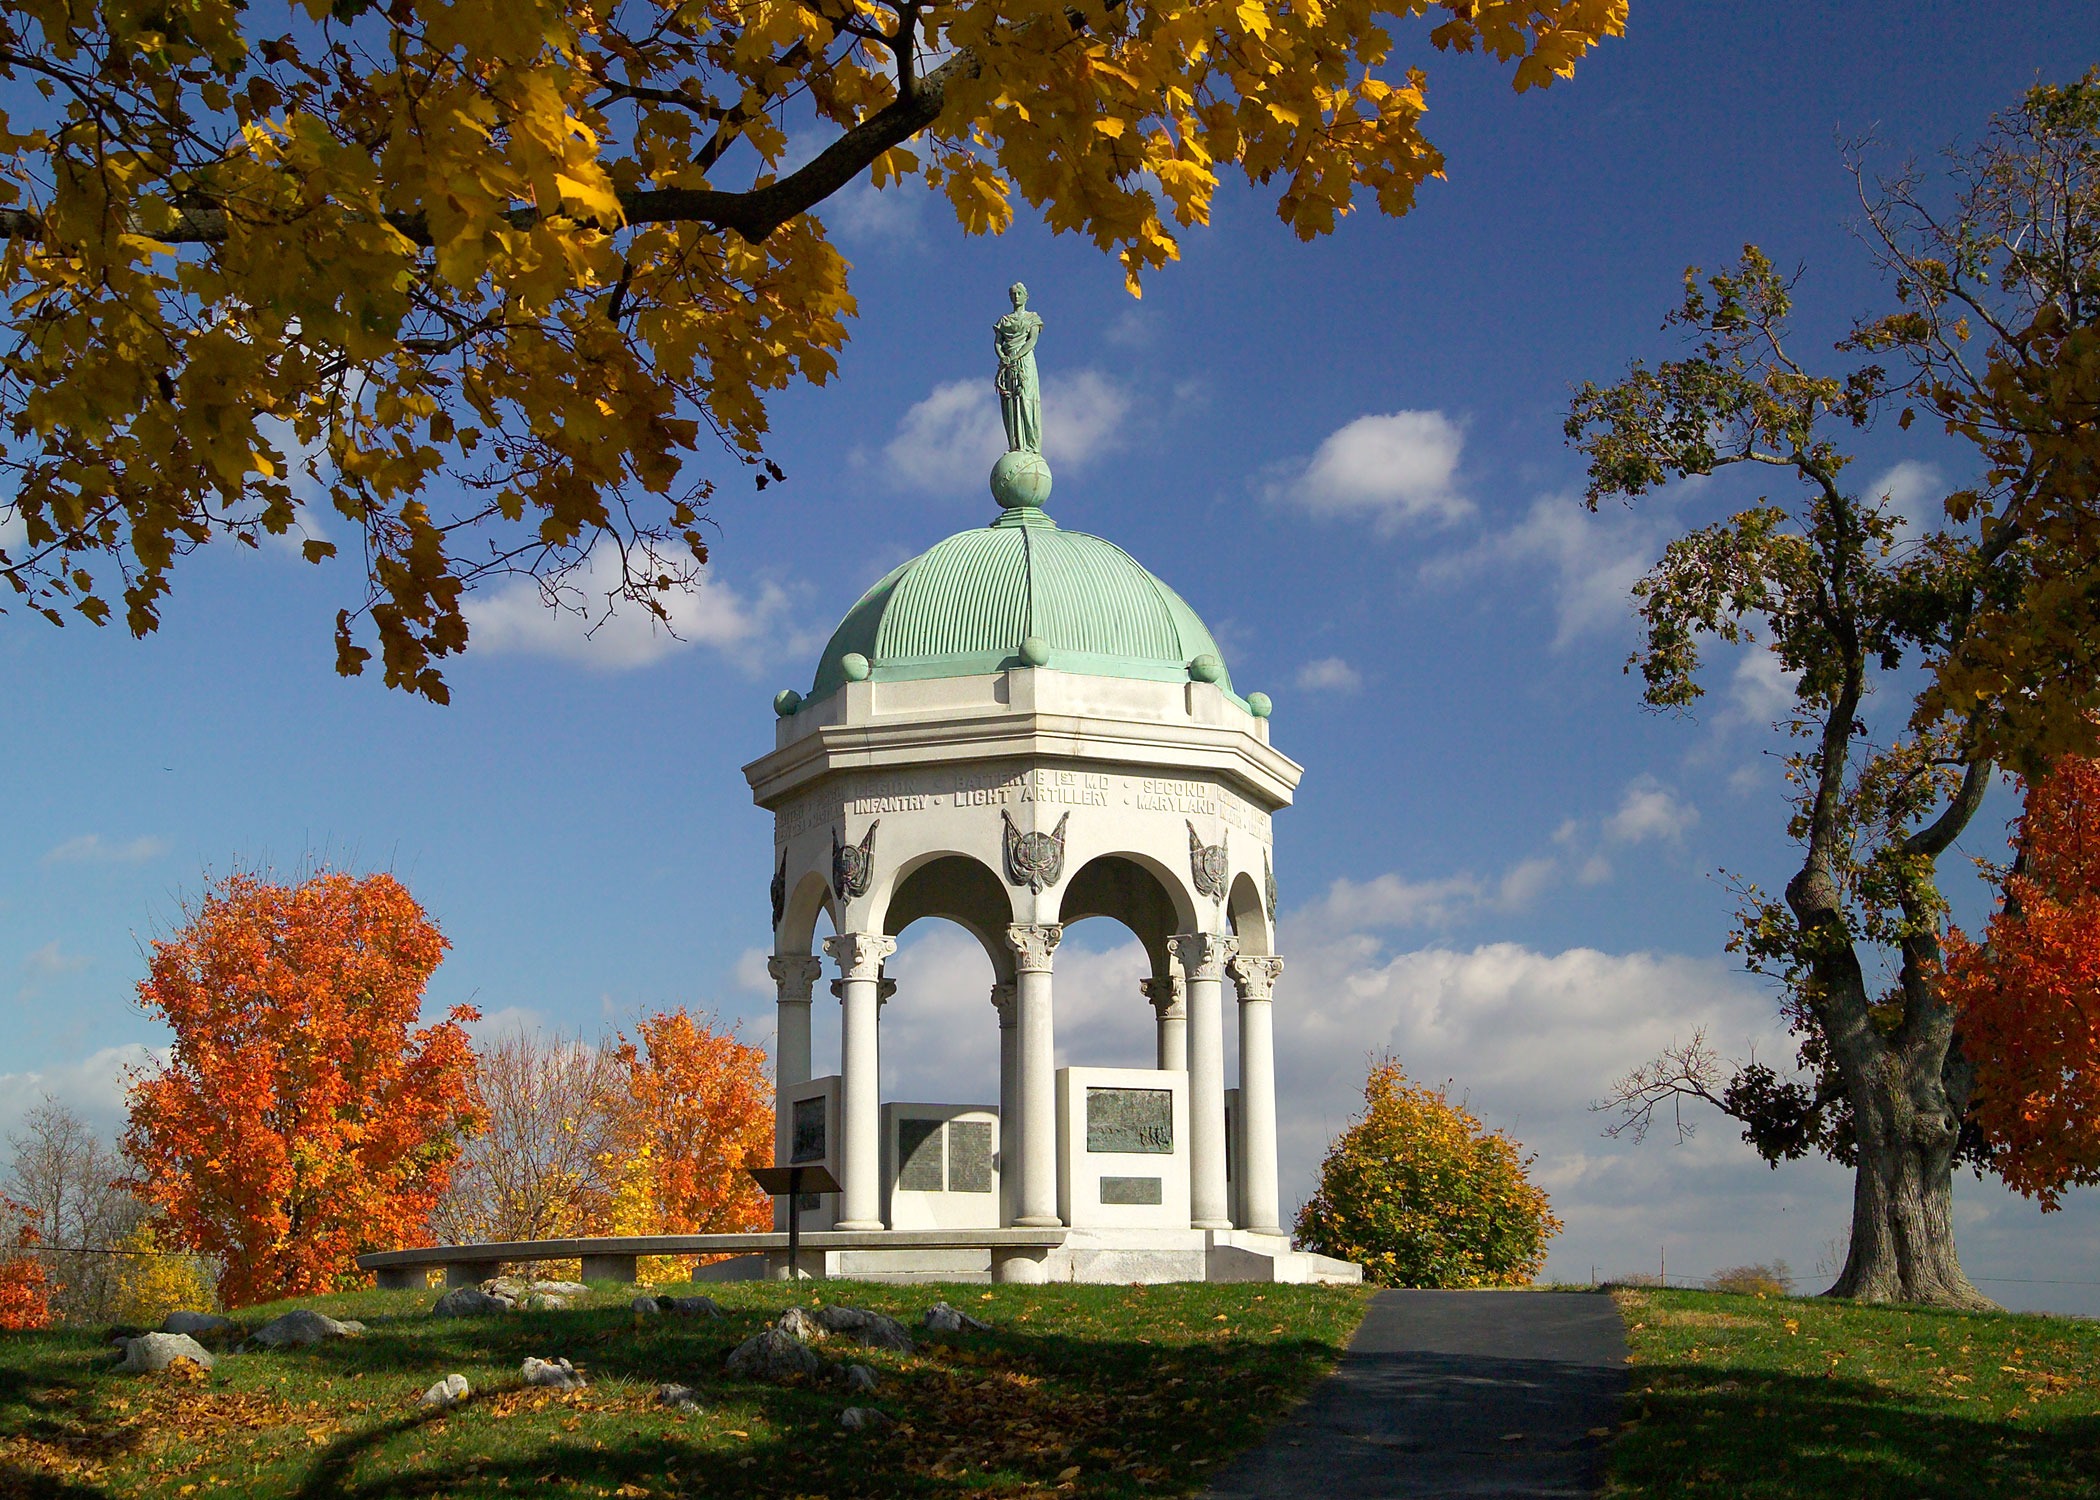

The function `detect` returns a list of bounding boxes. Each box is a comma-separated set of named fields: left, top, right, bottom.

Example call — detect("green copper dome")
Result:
left=807, top=507, right=1237, bottom=703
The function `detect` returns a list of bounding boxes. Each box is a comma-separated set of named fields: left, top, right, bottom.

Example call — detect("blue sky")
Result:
left=8, top=2, right=2100, bottom=1310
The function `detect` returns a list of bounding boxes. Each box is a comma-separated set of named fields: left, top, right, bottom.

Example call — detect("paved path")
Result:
left=1206, top=1290, right=1628, bottom=1500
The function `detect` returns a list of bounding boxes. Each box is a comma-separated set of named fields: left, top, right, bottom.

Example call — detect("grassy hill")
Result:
left=1607, top=1286, right=2100, bottom=1499
left=0, top=1280, right=1370, bottom=1499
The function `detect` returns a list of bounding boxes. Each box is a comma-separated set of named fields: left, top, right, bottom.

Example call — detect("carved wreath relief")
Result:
left=1003, top=809, right=1069, bottom=892
left=1264, top=850, right=1279, bottom=925
left=771, top=848, right=788, bottom=932
left=832, top=820, right=878, bottom=902
left=1188, top=820, right=1229, bottom=901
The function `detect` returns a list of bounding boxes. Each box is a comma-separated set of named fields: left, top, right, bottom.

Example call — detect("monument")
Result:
left=746, top=290, right=1359, bottom=1285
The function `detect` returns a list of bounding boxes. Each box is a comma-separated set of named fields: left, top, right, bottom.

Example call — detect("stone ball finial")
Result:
left=1247, top=691, right=1272, bottom=718
left=1188, top=653, right=1224, bottom=684
left=1018, top=635, right=1051, bottom=667
left=840, top=652, right=872, bottom=682
left=990, top=450, right=1053, bottom=511
left=773, top=688, right=802, bottom=717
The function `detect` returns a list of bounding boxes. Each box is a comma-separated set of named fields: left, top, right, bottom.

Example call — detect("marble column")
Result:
left=989, top=981, right=1017, bottom=1224
left=768, top=953, right=825, bottom=1231
left=1143, top=973, right=1187, bottom=1072
left=1228, top=953, right=1285, bottom=1236
left=823, top=931, right=895, bottom=1230
left=1170, top=932, right=1238, bottom=1230
left=1005, top=923, right=1064, bottom=1230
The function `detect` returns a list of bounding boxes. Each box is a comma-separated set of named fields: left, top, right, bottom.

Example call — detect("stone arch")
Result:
left=1226, top=870, right=1272, bottom=956
left=777, top=867, right=838, bottom=956
left=880, top=852, right=1016, bottom=980
left=1058, top=852, right=1197, bottom=976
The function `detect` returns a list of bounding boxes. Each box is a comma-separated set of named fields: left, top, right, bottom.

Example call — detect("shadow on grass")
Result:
left=1612, top=1362, right=2100, bottom=1499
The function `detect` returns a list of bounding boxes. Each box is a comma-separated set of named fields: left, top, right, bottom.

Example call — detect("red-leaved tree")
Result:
left=1943, top=759, right=2100, bottom=1207
left=609, top=1010, right=773, bottom=1237
left=0, top=1203, right=51, bottom=1331
left=124, top=871, right=481, bottom=1306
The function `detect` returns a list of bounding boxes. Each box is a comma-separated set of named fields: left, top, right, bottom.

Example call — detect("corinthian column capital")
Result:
left=1227, top=953, right=1284, bottom=1003
left=768, top=953, right=826, bottom=1003
left=1004, top=923, right=1064, bottom=974
left=989, top=981, right=1017, bottom=1024
left=1168, top=932, right=1238, bottom=983
left=824, top=931, right=897, bottom=982
left=1140, top=974, right=1186, bottom=1018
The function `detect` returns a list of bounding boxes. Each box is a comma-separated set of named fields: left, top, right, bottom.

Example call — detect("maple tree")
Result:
left=1581, top=75, right=2100, bottom=1308
left=1296, top=1057, right=1559, bottom=1288
left=123, top=870, right=481, bottom=1307
left=607, top=1008, right=773, bottom=1243
left=1942, top=757, right=2100, bottom=1208
left=0, top=0, right=1624, bottom=699
left=0, top=1204, right=52, bottom=1331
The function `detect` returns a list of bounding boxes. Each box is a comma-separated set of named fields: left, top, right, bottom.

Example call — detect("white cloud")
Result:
left=880, top=371, right=1131, bottom=495
left=464, top=547, right=798, bottom=671
left=1266, top=411, right=1471, bottom=533
left=1294, top=657, right=1362, bottom=694
left=1423, top=492, right=1658, bottom=648
left=1604, top=774, right=1698, bottom=844
left=41, top=834, right=169, bottom=866
left=1866, top=459, right=1942, bottom=536
left=21, top=941, right=91, bottom=978
left=1296, top=852, right=1563, bottom=939
left=0, top=1043, right=162, bottom=1146
left=1729, top=647, right=1799, bottom=726
left=0, top=503, right=23, bottom=554
left=823, top=179, right=923, bottom=243
left=735, top=947, right=776, bottom=996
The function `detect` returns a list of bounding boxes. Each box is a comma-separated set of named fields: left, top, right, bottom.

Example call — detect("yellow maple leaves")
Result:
left=0, top=0, right=1623, bottom=697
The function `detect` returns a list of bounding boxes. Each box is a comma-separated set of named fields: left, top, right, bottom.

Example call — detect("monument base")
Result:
left=684, top=1230, right=1361, bottom=1286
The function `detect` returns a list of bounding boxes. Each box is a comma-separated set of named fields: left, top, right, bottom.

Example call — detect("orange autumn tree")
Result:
left=124, top=870, right=481, bottom=1306
left=1943, top=758, right=2100, bottom=1208
left=607, top=1009, right=772, bottom=1242
left=0, top=1202, right=51, bottom=1331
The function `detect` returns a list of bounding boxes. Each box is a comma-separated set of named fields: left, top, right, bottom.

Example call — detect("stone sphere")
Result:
left=1018, top=635, right=1051, bottom=667
left=840, top=652, right=871, bottom=682
left=1188, top=653, right=1224, bottom=684
left=990, top=450, right=1053, bottom=510
left=1246, top=691, right=1272, bottom=718
left=773, top=688, right=802, bottom=717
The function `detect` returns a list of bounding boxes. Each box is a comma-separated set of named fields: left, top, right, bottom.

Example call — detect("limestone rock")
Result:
left=159, top=1310, right=240, bottom=1338
left=248, top=1309, right=359, bottom=1347
left=521, top=1293, right=570, bottom=1311
left=530, top=1280, right=590, bottom=1298
left=632, top=1295, right=664, bottom=1316
left=841, top=1363, right=880, bottom=1394
left=521, top=1356, right=587, bottom=1390
left=815, top=1304, right=914, bottom=1353
left=839, top=1406, right=890, bottom=1433
left=776, top=1305, right=823, bottom=1344
left=923, top=1301, right=992, bottom=1335
left=662, top=1295, right=724, bottom=1319
left=657, top=1383, right=702, bottom=1411
left=433, top=1286, right=515, bottom=1318
left=115, top=1332, right=215, bottom=1373
left=420, top=1373, right=471, bottom=1409
left=725, top=1328, right=822, bottom=1382
left=488, top=1277, right=590, bottom=1300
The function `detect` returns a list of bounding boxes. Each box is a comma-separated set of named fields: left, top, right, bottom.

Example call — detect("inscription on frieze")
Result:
left=776, top=767, right=1269, bottom=842
left=896, top=1117, right=945, bottom=1191
left=1086, top=1088, right=1174, bottom=1154
left=1099, top=1175, right=1164, bottom=1206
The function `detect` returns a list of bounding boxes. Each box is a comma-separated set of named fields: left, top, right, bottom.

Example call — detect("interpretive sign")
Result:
left=1086, top=1087, right=1173, bottom=1154
left=1099, top=1176, right=1164, bottom=1206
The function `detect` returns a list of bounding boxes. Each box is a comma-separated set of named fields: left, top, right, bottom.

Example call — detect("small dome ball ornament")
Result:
left=840, top=652, right=872, bottom=682
left=990, top=450, right=1054, bottom=511
left=1018, top=635, right=1051, bottom=667
left=1188, top=653, right=1224, bottom=684
left=1246, top=691, right=1272, bottom=718
left=773, top=688, right=802, bottom=717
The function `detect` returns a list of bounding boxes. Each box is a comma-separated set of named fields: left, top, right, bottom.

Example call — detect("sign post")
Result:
left=746, top=1163, right=840, bottom=1281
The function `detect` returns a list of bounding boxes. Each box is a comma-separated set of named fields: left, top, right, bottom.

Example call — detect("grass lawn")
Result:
left=1605, top=1286, right=2100, bottom=1499
left=0, top=1279, right=1371, bottom=1499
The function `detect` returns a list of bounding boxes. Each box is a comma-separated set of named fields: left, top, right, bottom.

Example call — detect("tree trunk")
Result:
left=1827, top=1055, right=1994, bottom=1309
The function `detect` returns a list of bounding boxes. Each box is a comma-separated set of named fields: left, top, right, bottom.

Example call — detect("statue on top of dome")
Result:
left=993, top=282, right=1044, bottom=455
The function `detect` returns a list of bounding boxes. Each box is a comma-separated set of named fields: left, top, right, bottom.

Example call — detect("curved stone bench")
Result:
left=357, top=1229, right=1069, bottom=1288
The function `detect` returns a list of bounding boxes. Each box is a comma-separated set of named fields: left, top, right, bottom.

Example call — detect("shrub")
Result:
left=1705, top=1261, right=1793, bottom=1296
left=0, top=1206, right=51, bottom=1331
left=106, top=1222, right=219, bottom=1327
left=1295, top=1057, right=1562, bottom=1287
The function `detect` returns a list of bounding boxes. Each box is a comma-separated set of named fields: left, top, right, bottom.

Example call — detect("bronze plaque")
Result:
left=1100, top=1176, right=1164, bottom=1205
left=1086, top=1087, right=1173, bottom=1154
left=897, top=1117, right=945, bottom=1191
left=791, top=1097, right=827, bottom=1165
left=947, top=1120, right=994, bottom=1193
